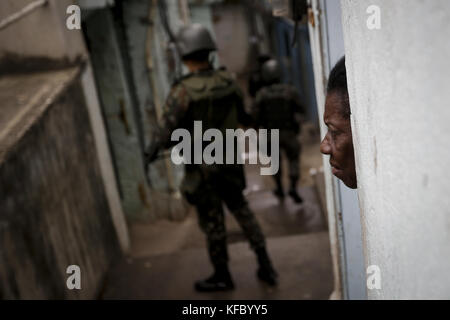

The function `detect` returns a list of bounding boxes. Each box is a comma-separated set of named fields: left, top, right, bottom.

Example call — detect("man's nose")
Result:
left=320, top=134, right=331, bottom=155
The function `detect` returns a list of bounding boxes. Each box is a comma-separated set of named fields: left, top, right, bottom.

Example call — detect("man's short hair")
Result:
left=182, top=49, right=211, bottom=63
left=327, top=56, right=350, bottom=119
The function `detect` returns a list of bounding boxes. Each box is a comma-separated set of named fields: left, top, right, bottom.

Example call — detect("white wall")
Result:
left=308, top=0, right=366, bottom=300
left=342, top=0, right=450, bottom=299
left=323, top=0, right=366, bottom=300
left=307, top=0, right=343, bottom=299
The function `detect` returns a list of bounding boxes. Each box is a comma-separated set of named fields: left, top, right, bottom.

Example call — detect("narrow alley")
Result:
left=102, top=124, right=333, bottom=299
left=4, top=0, right=450, bottom=303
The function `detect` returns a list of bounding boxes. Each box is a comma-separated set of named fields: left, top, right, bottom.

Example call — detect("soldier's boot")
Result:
left=256, top=247, right=278, bottom=286
left=194, top=264, right=235, bottom=292
left=288, top=176, right=303, bottom=204
left=273, top=174, right=284, bottom=198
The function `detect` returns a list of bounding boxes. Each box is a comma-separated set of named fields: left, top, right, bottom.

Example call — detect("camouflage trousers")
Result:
left=182, top=165, right=266, bottom=266
left=269, top=130, right=301, bottom=181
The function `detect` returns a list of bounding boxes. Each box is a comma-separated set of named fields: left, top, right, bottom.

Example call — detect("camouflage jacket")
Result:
left=146, top=67, right=249, bottom=192
left=152, top=67, right=249, bottom=150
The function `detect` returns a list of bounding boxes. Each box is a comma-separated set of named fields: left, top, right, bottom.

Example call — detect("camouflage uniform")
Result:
left=152, top=67, right=266, bottom=267
left=253, top=83, right=305, bottom=186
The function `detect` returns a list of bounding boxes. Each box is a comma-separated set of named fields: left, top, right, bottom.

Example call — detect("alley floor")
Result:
left=101, top=123, right=334, bottom=300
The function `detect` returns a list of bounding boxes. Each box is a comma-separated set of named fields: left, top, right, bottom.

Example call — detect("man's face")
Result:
left=320, top=91, right=357, bottom=189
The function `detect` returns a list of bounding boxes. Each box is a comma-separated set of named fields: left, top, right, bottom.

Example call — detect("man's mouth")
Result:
left=330, top=162, right=342, bottom=176
left=331, top=166, right=341, bottom=176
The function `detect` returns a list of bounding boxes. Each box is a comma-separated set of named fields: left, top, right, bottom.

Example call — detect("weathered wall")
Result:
left=143, top=0, right=185, bottom=194
left=0, top=0, right=85, bottom=61
left=84, top=8, right=155, bottom=222
left=0, top=0, right=129, bottom=250
left=342, top=0, right=450, bottom=299
left=0, top=68, right=120, bottom=299
left=121, top=0, right=189, bottom=220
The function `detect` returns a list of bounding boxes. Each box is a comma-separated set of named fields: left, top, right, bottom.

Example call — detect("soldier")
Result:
left=253, top=59, right=305, bottom=203
left=145, top=24, right=277, bottom=291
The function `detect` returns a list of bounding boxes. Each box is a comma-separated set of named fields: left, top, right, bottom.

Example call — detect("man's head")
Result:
left=176, top=24, right=216, bottom=72
left=320, top=57, right=357, bottom=189
left=261, top=59, right=282, bottom=85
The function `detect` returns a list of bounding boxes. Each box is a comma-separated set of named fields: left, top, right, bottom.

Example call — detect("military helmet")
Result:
left=176, top=23, right=216, bottom=58
left=261, top=59, right=282, bottom=84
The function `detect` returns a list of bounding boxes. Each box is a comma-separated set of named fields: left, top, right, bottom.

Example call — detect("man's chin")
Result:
left=333, top=170, right=357, bottom=189
left=342, top=177, right=357, bottom=189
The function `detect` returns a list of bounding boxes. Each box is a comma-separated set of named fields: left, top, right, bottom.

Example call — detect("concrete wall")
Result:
left=84, top=8, right=155, bottom=222
left=322, top=0, right=366, bottom=300
left=0, top=0, right=130, bottom=298
left=0, top=0, right=85, bottom=61
left=81, top=63, right=130, bottom=253
left=0, top=0, right=129, bottom=251
left=121, top=0, right=190, bottom=220
left=307, top=0, right=343, bottom=299
left=0, top=1, right=128, bottom=244
left=0, top=68, right=120, bottom=299
left=146, top=0, right=186, bottom=195
left=342, top=0, right=450, bottom=299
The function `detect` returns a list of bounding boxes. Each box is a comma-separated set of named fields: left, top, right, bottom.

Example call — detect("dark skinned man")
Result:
left=320, top=56, right=357, bottom=189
